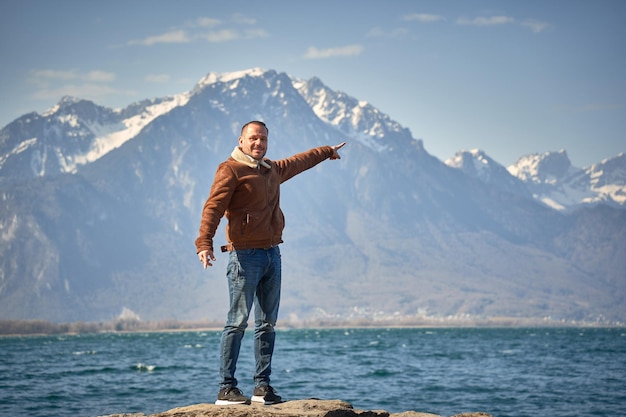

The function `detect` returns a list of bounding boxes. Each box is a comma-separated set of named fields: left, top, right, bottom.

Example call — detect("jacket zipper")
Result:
left=265, top=169, right=273, bottom=248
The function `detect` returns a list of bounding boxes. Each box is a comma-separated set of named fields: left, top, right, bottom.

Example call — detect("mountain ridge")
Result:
left=0, top=68, right=624, bottom=323
left=446, top=148, right=626, bottom=211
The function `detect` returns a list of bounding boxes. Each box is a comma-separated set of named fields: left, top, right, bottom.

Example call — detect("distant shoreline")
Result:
left=1, top=316, right=622, bottom=337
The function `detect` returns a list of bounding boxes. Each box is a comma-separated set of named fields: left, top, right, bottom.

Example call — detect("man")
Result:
left=195, top=120, right=345, bottom=405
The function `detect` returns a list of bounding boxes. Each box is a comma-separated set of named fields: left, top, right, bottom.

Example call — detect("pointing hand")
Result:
left=330, top=142, right=346, bottom=160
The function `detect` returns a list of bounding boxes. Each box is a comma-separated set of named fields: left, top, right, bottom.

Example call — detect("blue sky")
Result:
left=1, top=0, right=624, bottom=167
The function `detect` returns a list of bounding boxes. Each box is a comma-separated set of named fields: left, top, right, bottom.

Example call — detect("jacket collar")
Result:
left=231, top=146, right=271, bottom=169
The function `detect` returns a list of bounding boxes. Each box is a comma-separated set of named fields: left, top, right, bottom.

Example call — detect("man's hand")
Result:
left=330, top=142, right=346, bottom=160
left=198, top=249, right=216, bottom=269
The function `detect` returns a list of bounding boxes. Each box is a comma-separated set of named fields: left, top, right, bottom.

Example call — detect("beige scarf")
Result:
left=231, top=146, right=271, bottom=169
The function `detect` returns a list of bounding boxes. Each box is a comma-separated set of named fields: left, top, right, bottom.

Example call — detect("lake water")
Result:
left=1, top=327, right=624, bottom=417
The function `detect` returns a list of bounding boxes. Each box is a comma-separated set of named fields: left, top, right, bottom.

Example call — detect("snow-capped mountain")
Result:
left=1, top=68, right=625, bottom=324
left=445, top=149, right=626, bottom=211
left=0, top=94, right=189, bottom=178
left=293, top=76, right=411, bottom=153
left=508, top=151, right=626, bottom=210
left=445, top=149, right=531, bottom=198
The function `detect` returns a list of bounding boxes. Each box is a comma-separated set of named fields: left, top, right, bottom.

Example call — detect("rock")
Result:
left=100, top=399, right=493, bottom=417
left=450, top=414, right=494, bottom=417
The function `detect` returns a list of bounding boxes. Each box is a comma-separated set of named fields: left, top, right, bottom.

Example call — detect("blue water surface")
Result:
left=0, top=327, right=624, bottom=417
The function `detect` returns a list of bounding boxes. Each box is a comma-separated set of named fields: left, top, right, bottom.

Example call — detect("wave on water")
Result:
left=72, top=350, right=97, bottom=355
left=134, top=363, right=156, bottom=372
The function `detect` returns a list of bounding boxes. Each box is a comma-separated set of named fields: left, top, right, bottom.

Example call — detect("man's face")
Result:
left=239, top=123, right=268, bottom=160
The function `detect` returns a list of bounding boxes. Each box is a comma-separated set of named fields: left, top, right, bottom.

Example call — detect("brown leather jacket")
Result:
left=195, top=145, right=335, bottom=253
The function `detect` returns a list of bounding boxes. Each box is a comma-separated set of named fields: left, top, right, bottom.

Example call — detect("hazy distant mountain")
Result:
left=1, top=68, right=624, bottom=323
left=445, top=149, right=531, bottom=198
left=0, top=95, right=189, bottom=179
left=508, top=151, right=626, bottom=211
left=446, top=149, right=626, bottom=211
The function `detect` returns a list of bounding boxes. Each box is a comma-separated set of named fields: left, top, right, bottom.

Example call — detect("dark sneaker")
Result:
left=215, top=387, right=250, bottom=405
left=251, top=385, right=282, bottom=405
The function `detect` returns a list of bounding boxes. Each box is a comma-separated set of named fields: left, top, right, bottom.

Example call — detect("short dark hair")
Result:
left=241, top=120, right=268, bottom=136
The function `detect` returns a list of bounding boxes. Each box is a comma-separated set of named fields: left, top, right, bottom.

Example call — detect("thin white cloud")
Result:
left=457, top=16, right=515, bottom=26
left=127, top=15, right=267, bottom=46
left=85, top=70, right=115, bottom=82
left=32, top=84, right=135, bottom=101
left=303, top=44, right=364, bottom=59
left=192, top=17, right=221, bottom=28
left=127, top=30, right=191, bottom=46
left=232, top=13, right=256, bottom=25
left=521, top=19, right=551, bottom=33
left=204, top=29, right=240, bottom=43
left=401, top=12, right=549, bottom=34
left=367, top=27, right=410, bottom=38
left=145, top=74, right=171, bottom=83
left=28, top=69, right=128, bottom=101
left=201, top=27, right=268, bottom=43
left=403, top=13, right=446, bottom=23
left=30, top=69, right=79, bottom=81
left=30, top=69, right=115, bottom=84
left=243, top=28, right=269, bottom=39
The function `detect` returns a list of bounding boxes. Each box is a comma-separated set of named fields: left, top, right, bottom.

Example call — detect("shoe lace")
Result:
left=256, top=385, right=275, bottom=395
left=227, top=387, right=244, bottom=396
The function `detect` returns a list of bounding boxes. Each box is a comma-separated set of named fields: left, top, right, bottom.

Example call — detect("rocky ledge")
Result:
left=101, top=399, right=492, bottom=417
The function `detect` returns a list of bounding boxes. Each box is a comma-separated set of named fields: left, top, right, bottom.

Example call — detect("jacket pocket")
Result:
left=240, top=212, right=250, bottom=235
left=233, top=211, right=257, bottom=236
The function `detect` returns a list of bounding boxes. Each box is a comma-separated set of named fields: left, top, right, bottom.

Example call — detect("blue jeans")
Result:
left=219, top=247, right=281, bottom=389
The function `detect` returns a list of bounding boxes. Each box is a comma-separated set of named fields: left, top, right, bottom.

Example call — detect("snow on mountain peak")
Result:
left=446, top=148, right=489, bottom=166
left=4, top=67, right=624, bottom=212
left=445, top=148, right=501, bottom=181
left=507, top=149, right=574, bottom=184
left=582, top=153, right=626, bottom=206
left=444, top=149, right=534, bottom=202
left=292, top=75, right=408, bottom=153
left=505, top=150, right=626, bottom=210
left=43, top=93, right=190, bottom=174
left=190, top=69, right=411, bottom=154
left=42, top=96, right=82, bottom=117
left=195, top=67, right=268, bottom=91
left=74, top=94, right=190, bottom=169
